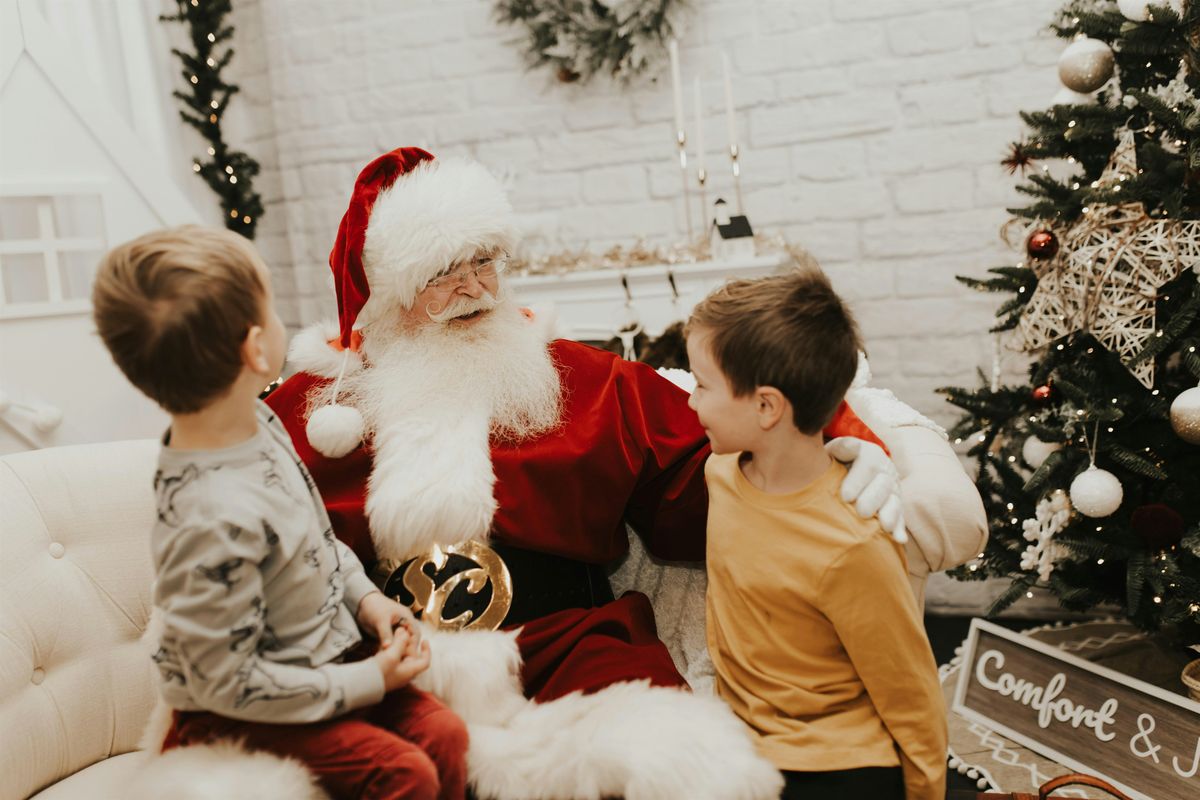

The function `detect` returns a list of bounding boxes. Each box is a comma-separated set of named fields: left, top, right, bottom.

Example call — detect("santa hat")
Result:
left=305, top=146, right=517, bottom=458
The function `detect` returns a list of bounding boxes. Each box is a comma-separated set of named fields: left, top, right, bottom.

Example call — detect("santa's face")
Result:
left=399, top=251, right=505, bottom=328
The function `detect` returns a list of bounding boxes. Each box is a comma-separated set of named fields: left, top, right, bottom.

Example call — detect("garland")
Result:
left=161, top=0, right=263, bottom=239
left=494, top=0, right=687, bottom=84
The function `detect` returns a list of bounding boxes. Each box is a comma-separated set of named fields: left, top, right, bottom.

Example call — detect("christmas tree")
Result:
left=941, top=0, right=1200, bottom=642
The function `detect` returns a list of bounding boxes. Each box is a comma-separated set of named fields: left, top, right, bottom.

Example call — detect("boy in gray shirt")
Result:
left=93, top=226, right=467, bottom=800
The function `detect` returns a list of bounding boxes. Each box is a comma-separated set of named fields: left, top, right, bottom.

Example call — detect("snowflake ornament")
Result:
left=1019, top=490, right=1072, bottom=581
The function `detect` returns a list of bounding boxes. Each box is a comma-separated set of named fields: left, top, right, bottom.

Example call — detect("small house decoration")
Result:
left=709, top=198, right=754, bottom=261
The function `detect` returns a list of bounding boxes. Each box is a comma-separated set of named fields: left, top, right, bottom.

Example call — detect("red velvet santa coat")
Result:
left=267, top=338, right=881, bottom=704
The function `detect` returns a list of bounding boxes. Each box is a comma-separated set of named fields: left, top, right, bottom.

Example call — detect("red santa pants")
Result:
left=163, top=685, right=468, bottom=800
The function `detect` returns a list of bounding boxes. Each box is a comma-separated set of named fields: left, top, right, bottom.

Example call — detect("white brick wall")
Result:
left=224, top=0, right=1065, bottom=426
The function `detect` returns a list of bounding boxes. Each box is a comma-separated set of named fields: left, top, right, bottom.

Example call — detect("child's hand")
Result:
left=356, top=591, right=422, bottom=649
left=373, top=628, right=410, bottom=692
left=374, top=636, right=431, bottom=692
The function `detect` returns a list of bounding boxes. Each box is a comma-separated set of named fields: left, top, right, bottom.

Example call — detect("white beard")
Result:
left=314, top=292, right=561, bottom=559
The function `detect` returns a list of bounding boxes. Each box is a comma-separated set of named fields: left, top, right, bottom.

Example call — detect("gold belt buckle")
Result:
left=371, top=540, right=513, bottom=631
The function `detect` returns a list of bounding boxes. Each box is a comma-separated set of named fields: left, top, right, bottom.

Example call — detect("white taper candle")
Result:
left=669, top=39, right=685, bottom=136
left=721, top=51, right=737, bottom=149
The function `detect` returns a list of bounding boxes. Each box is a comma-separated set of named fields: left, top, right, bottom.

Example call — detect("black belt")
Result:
left=377, top=541, right=614, bottom=628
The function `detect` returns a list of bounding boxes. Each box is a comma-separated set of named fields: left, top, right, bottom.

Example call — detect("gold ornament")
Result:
left=1058, top=36, right=1115, bottom=93
left=1170, top=385, right=1200, bottom=444
left=1017, top=129, right=1200, bottom=387
left=372, top=541, right=513, bottom=631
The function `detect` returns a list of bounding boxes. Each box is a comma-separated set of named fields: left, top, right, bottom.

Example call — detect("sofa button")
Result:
left=48, top=542, right=65, bottom=558
left=32, top=667, right=45, bottom=684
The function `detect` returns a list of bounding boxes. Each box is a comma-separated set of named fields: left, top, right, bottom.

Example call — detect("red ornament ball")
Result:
left=1026, top=229, right=1059, bottom=260
left=1131, top=504, right=1185, bottom=549
left=1032, top=384, right=1053, bottom=402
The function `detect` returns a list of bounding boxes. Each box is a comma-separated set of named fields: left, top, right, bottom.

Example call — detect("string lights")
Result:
left=161, top=0, right=263, bottom=238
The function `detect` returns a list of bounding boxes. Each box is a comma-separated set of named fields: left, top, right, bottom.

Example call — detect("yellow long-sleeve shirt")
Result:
left=705, top=453, right=947, bottom=800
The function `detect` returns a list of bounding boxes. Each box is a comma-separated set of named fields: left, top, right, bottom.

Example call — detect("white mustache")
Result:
left=425, top=291, right=500, bottom=324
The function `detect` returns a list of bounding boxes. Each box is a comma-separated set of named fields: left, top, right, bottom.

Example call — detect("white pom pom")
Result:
left=977, top=778, right=989, bottom=790
left=967, top=769, right=979, bottom=779
left=948, top=757, right=960, bottom=769
left=306, top=403, right=363, bottom=458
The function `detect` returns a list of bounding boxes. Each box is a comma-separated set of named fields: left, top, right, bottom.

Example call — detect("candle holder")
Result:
left=677, top=129, right=694, bottom=245
left=729, top=143, right=745, bottom=216
left=696, top=166, right=708, bottom=247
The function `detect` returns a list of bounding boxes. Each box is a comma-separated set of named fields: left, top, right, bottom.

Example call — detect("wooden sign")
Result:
left=953, top=619, right=1200, bottom=800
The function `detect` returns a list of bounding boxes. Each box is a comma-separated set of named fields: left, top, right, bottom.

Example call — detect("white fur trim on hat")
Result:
left=287, top=321, right=364, bottom=379
left=359, top=157, right=516, bottom=322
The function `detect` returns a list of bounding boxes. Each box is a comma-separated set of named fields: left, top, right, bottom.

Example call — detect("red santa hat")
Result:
left=305, top=146, right=518, bottom=458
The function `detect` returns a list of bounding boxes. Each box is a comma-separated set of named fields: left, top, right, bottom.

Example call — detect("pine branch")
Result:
left=161, top=0, right=264, bottom=238
left=1127, top=551, right=1149, bottom=616
left=987, top=578, right=1034, bottom=617
left=1023, top=448, right=1070, bottom=495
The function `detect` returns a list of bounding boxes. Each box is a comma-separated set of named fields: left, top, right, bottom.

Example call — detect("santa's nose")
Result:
left=457, top=271, right=485, bottom=298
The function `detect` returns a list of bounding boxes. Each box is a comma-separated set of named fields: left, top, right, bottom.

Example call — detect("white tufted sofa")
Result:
left=0, top=410, right=982, bottom=799
left=0, top=440, right=160, bottom=800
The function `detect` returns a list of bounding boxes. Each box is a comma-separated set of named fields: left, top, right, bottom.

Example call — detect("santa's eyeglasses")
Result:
left=425, top=256, right=508, bottom=293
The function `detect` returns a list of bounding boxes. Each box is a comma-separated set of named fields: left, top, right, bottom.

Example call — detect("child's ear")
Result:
left=241, top=325, right=270, bottom=375
left=755, top=387, right=788, bottom=430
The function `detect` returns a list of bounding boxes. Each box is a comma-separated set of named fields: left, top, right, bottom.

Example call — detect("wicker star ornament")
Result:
left=1018, top=129, right=1200, bottom=387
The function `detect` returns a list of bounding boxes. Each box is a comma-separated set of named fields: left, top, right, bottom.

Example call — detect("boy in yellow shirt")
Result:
left=685, top=269, right=947, bottom=800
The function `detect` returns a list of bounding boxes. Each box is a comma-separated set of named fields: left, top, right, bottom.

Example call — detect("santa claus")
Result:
left=266, top=147, right=985, bottom=799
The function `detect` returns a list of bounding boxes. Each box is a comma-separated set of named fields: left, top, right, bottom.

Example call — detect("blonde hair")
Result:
left=92, top=225, right=267, bottom=414
left=685, top=268, right=862, bottom=435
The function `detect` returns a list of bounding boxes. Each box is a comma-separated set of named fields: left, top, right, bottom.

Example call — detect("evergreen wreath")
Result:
left=161, top=0, right=264, bottom=239
left=494, top=0, right=688, bottom=84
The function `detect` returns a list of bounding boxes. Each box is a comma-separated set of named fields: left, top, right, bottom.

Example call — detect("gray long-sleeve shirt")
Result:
left=150, top=400, right=384, bottom=722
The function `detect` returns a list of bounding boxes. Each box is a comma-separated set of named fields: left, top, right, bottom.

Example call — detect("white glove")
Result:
left=825, top=437, right=907, bottom=543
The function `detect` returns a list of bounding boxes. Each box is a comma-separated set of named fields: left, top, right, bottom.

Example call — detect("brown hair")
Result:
left=685, top=268, right=862, bottom=434
left=92, top=225, right=268, bottom=414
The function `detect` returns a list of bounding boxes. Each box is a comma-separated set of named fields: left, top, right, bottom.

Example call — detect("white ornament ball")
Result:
left=1170, top=385, right=1200, bottom=445
left=1058, top=37, right=1115, bottom=94
left=1117, top=0, right=1152, bottom=20
left=306, top=403, right=364, bottom=458
left=1070, top=465, right=1124, bottom=518
left=1022, top=436, right=1061, bottom=469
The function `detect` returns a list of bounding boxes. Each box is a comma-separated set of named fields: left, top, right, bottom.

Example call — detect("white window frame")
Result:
left=0, top=180, right=110, bottom=320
